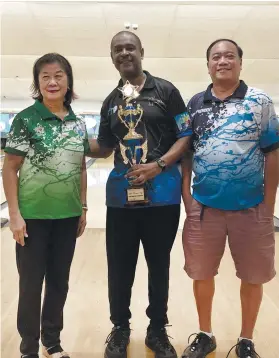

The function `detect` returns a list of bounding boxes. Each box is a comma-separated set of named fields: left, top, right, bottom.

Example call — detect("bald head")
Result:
left=110, top=30, right=144, bottom=79
left=111, top=31, right=142, bottom=50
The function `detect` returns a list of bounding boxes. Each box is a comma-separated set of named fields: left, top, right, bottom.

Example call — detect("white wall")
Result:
left=0, top=99, right=103, bottom=114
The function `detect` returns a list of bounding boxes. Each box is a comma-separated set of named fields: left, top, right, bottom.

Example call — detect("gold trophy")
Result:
left=118, top=81, right=149, bottom=206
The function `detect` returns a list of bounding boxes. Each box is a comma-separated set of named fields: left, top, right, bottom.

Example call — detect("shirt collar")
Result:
left=34, top=100, right=76, bottom=121
left=203, top=80, right=248, bottom=103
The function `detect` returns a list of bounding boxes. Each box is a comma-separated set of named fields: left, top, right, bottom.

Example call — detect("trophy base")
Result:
left=125, top=186, right=149, bottom=207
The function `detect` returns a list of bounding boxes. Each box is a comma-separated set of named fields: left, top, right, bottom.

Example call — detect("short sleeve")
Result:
left=97, top=104, right=116, bottom=148
left=167, top=88, right=193, bottom=139
left=260, top=96, right=279, bottom=153
left=4, top=115, right=30, bottom=156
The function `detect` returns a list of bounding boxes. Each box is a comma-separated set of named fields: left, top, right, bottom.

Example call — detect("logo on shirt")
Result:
left=34, top=124, right=45, bottom=136
left=108, top=106, right=118, bottom=115
left=175, top=112, right=190, bottom=132
left=192, top=108, right=211, bottom=117
left=146, top=97, right=165, bottom=108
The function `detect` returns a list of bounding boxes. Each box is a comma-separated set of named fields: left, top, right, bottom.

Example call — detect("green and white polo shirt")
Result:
left=5, top=100, right=90, bottom=219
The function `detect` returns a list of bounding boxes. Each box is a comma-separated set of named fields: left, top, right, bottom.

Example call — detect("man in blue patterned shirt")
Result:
left=181, top=39, right=279, bottom=358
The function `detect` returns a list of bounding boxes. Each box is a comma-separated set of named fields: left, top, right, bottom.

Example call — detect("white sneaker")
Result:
left=42, top=346, right=70, bottom=358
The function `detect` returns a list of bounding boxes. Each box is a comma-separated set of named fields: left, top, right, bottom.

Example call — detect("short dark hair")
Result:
left=31, top=53, right=77, bottom=107
left=206, top=39, right=243, bottom=61
left=111, top=31, right=142, bottom=50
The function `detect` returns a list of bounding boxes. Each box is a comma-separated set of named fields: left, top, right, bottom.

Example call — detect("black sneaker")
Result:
left=226, top=339, right=261, bottom=358
left=181, top=333, right=216, bottom=358
left=104, top=326, right=131, bottom=358
left=21, top=355, right=39, bottom=358
left=145, top=325, right=177, bottom=358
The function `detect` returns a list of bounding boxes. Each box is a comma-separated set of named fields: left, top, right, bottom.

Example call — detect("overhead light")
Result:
left=124, top=22, right=138, bottom=30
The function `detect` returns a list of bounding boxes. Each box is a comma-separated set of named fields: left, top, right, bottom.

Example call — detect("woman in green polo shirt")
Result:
left=3, top=53, right=89, bottom=358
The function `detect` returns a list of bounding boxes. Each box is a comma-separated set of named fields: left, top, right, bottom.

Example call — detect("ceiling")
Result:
left=1, top=0, right=279, bottom=111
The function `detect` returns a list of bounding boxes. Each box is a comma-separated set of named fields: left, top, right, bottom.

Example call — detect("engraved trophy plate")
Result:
left=126, top=187, right=145, bottom=202
left=118, top=80, right=149, bottom=206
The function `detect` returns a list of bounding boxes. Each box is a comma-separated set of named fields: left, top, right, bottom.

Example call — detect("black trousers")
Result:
left=16, top=217, right=79, bottom=356
left=106, top=205, right=180, bottom=328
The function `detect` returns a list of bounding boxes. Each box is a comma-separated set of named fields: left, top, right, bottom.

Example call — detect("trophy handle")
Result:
left=134, top=105, right=143, bottom=129
left=119, top=142, right=130, bottom=165
left=117, top=106, right=130, bottom=130
left=140, top=140, right=148, bottom=163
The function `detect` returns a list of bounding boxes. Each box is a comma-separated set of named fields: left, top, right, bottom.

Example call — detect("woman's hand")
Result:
left=10, top=213, right=28, bottom=246
left=77, top=210, right=87, bottom=237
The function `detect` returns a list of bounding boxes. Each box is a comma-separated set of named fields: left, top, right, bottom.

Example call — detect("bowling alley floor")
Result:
left=1, top=156, right=279, bottom=357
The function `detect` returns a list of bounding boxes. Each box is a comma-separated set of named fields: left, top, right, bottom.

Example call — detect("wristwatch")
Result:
left=155, top=158, right=167, bottom=171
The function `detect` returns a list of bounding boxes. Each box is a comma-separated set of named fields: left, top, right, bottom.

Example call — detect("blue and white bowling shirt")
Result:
left=187, top=80, right=279, bottom=210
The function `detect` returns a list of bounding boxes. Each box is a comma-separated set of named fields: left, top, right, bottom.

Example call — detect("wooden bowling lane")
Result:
left=85, top=156, right=113, bottom=229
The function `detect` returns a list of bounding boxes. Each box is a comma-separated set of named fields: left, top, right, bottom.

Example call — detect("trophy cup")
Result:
left=118, top=81, right=149, bottom=206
